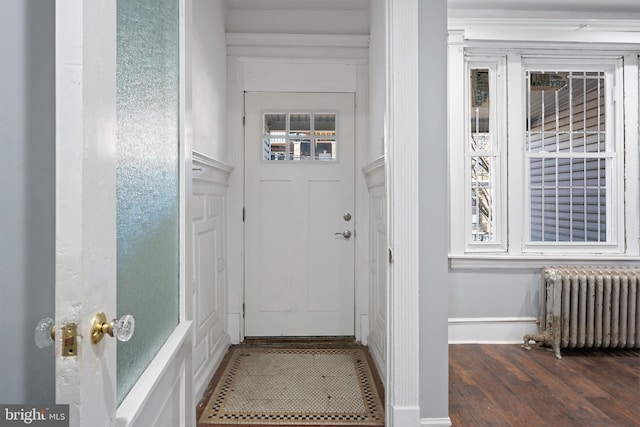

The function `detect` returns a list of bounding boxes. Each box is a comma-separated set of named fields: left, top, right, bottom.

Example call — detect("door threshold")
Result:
left=242, top=336, right=357, bottom=348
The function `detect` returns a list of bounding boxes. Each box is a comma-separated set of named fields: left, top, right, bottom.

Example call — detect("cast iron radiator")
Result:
left=524, top=266, right=640, bottom=359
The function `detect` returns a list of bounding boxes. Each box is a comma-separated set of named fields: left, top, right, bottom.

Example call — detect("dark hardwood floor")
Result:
left=450, top=344, right=640, bottom=427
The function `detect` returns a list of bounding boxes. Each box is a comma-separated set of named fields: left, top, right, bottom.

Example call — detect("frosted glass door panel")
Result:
left=116, top=0, right=180, bottom=405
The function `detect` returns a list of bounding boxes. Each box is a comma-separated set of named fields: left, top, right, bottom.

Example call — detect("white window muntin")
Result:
left=520, top=57, right=624, bottom=254
left=261, top=109, right=340, bottom=163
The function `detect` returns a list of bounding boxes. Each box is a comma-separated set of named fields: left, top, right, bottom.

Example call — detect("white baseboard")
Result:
left=421, top=417, right=452, bottom=427
left=448, top=317, right=538, bottom=344
left=390, top=406, right=421, bottom=427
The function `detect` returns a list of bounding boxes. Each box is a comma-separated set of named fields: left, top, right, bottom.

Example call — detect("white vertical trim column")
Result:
left=386, top=0, right=420, bottom=425
left=623, top=53, right=640, bottom=256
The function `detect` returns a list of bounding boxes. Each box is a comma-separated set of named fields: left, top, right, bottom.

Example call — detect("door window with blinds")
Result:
left=449, top=51, right=637, bottom=261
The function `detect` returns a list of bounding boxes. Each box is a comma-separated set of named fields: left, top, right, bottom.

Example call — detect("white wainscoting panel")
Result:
left=191, top=152, right=233, bottom=400
left=364, top=157, right=386, bottom=385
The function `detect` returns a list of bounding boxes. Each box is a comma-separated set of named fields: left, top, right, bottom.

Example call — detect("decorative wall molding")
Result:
left=448, top=317, right=539, bottom=344
left=226, top=33, right=369, bottom=60
left=363, top=156, right=385, bottom=189
left=449, top=18, right=640, bottom=49
left=449, top=18, right=640, bottom=33
left=227, top=33, right=370, bottom=48
left=192, top=151, right=234, bottom=186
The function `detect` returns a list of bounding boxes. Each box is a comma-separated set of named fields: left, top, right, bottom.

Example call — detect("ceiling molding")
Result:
left=226, top=33, right=370, bottom=48
left=449, top=18, right=640, bottom=33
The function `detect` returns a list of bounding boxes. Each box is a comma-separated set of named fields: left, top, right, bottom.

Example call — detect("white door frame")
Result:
left=225, top=55, right=370, bottom=345
left=243, top=91, right=357, bottom=337
left=55, top=1, right=194, bottom=425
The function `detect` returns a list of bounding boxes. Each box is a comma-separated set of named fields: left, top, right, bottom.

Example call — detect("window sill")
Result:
left=449, top=254, right=640, bottom=270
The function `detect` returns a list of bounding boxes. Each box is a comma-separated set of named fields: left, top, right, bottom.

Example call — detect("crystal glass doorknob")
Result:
left=91, top=312, right=135, bottom=344
left=34, top=317, right=55, bottom=348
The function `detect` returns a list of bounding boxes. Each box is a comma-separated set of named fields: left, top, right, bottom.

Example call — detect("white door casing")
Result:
left=244, top=92, right=356, bottom=337
left=55, top=2, right=193, bottom=426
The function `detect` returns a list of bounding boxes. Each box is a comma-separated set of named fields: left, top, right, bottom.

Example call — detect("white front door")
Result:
left=244, top=92, right=356, bottom=337
left=55, top=2, right=192, bottom=426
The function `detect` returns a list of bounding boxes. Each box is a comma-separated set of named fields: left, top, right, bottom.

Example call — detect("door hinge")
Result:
left=242, top=207, right=245, bottom=222
left=242, top=303, right=245, bottom=319
left=242, top=112, right=246, bottom=126
left=388, top=248, right=393, bottom=263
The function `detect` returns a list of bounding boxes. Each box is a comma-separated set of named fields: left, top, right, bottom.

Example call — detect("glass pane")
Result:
left=528, top=156, right=607, bottom=243
left=315, top=138, right=336, bottom=161
left=470, top=156, right=494, bottom=241
left=116, top=0, right=180, bottom=405
left=290, top=113, right=310, bottom=136
left=314, top=114, right=336, bottom=134
left=264, top=114, right=286, bottom=161
left=470, top=69, right=491, bottom=151
left=265, top=113, right=286, bottom=132
left=527, top=71, right=606, bottom=154
left=264, top=137, right=286, bottom=160
left=291, top=138, right=311, bottom=161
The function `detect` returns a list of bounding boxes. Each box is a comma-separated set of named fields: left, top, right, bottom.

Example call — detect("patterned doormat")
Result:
left=198, top=347, right=385, bottom=426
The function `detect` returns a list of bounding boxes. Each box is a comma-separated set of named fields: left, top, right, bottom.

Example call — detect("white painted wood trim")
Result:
left=448, top=317, right=539, bottom=344
left=363, top=156, right=385, bottom=189
left=224, top=58, right=245, bottom=345
left=355, top=62, right=371, bottom=345
left=390, top=406, right=422, bottom=427
left=192, top=151, right=234, bottom=185
left=55, top=1, right=117, bottom=424
left=116, top=322, right=193, bottom=427
left=227, top=33, right=369, bottom=61
left=623, top=53, right=640, bottom=258
left=420, top=417, right=453, bottom=427
left=449, top=18, right=640, bottom=33
left=463, top=29, right=640, bottom=46
left=386, top=0, right=420, bottom=425
left=226, top=33, right=370, bottom=48
left=449, top=255, right=640, bottom=269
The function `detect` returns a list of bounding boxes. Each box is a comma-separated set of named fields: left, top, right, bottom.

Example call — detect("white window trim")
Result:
left=448, top=41, right=640, bottom=269
left=463, top=54, right=508, bottom=253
